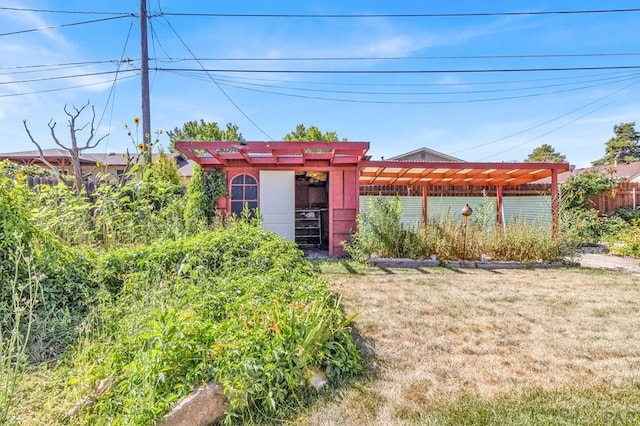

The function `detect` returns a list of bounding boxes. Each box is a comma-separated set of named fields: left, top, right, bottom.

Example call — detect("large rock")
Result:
left=158, top=381, right=227, bottom=426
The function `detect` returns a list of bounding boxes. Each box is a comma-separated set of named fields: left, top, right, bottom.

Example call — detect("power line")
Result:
left=465, top=79, right=640, bottom=160
left=159, top=16, right=273, bottom=140
left=0, top=74, right=137, bottom=98
left=0, top=59, right=135, bottom=70
left=4, top=6, right=640, bottom=18
left=170, top=69, right=640, bottom=97
left=168, top=69, right=638, bottom=88
left=0, top=7, right=131, bottom=15
left=159, top=8, right=640, bottom=18
left=151, top=52, right=640, bottom=62
left=192, top=74, right=640, bottom=105
left=156, top=65, right=640, bottom=74
left=0, top=15, right=134, bottom=37
left=0, top=69, right=138, bottom=85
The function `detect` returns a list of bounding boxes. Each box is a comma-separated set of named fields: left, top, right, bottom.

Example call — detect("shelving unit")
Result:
left=295, top=209, right=322, bottom=247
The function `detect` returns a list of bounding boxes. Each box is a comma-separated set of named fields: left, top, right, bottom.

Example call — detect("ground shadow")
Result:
left=341, top=262, right=364, bottom=275
left=350, top=325, right=380, bottom=377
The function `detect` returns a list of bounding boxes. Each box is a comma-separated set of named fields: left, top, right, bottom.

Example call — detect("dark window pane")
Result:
left=232, top=175, right=244, bottom=185
left=231, top=185, right=243, bottom=200
left=245, top=185, right=257, bottom=200
left=231, top=201, right=244, bottom=216
left=245, top=175, right=257, bottom=185
left=246, top=201, right=258, bottom=211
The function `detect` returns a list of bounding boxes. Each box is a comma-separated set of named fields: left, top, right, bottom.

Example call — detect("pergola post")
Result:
left=422, top=185, right=428, bottom=226
left=496, top=185, right=503, bottom=227
left=551, top=169, right=560, bottom=235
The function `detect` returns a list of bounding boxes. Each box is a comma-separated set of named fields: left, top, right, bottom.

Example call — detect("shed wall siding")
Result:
left=330, top=169, right=359, bottom=256
left=359, top=195, right=552, bottom=226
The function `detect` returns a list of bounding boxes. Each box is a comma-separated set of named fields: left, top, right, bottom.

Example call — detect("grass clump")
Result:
left=31, top=222, right=361, bottom=425
left=344, top=195, right=566, bottom=262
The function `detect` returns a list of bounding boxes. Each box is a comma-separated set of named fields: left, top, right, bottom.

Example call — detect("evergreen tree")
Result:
left=592, top=122, right=640, bottom=165
left=525, top=144, right=567, bottom=163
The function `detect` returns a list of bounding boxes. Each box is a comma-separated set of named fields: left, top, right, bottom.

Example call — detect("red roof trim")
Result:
left=174, top=141, right=370, bottom=168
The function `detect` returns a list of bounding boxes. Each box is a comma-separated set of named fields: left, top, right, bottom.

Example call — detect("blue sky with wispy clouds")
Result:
left=1, top=0, right=639, bottom=166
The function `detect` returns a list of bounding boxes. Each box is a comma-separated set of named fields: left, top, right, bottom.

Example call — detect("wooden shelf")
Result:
left=295, top=209, right=321, bottom=247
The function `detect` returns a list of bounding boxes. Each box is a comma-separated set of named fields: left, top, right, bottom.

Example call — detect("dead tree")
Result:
left=23, top=102, right=108, bottom=195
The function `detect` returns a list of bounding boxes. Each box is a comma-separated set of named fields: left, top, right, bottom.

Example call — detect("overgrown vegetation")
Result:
left=1, top=156, right=361, bottom=424
left=45, top=225, right=360, bottom=424
left=344, top=195, right=565, bottom=263
left=0, top=167, right=100, bottom=424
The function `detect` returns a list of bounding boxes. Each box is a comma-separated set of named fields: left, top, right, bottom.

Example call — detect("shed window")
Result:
left=230, top=174, right=258, bottom=216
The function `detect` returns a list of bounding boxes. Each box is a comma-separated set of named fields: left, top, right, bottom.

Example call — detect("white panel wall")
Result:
left=359, top=195, right=552, bottom=227
left=260, top=171, right=295, bottom=241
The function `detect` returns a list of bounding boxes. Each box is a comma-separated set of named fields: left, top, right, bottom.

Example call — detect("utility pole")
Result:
left=140, top=0, right=151, bottom=164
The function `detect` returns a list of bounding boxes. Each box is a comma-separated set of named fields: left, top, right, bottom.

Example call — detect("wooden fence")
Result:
left=590, top=182, right=640, bottom=214
left=25, top=176, right=98, bottom=194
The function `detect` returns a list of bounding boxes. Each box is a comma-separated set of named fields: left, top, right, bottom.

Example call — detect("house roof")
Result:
left=387, top=146, right=464, bottom=162
left=534, top=162, right=640, bottom=184
left=0, top=149, right=194, bottom=176
left=1, top=148, right=94, bottom=164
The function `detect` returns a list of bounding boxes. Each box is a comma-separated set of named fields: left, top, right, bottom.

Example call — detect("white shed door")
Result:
left=259, top=170, right=295, bottom=241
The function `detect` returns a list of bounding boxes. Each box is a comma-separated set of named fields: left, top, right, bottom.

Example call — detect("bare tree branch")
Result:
left=24, top=102, right=109, bottom=195
left=47, top=119, right=68, bottom=150
left=22, top=119, right=71, bottom=185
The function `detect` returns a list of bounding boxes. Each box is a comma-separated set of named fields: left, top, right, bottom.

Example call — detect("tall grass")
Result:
left=0, top=244, right=42, bottom=424
left=345, top=196, right=567, bottom=262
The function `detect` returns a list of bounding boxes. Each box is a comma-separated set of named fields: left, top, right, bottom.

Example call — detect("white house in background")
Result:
left=387, top=147, right=464, bottom=162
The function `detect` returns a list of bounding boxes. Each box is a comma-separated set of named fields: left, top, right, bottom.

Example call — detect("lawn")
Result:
left=297, top=263, right=640, bottom=425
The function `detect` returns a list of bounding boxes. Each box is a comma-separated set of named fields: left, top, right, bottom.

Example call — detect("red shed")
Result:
left=175, top=141, right=568, bottom=257
left=175, top=141, right=368, bottom=256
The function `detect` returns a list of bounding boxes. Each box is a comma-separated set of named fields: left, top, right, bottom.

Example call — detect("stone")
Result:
left=66, top=375, right=117, bottom=419
left=306, top=366, right=328, bottom=389
left=158, top=381, right=227, bottom=426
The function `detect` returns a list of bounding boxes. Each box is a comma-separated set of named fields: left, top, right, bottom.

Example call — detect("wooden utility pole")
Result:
left=140, top=0, right=151, bottom=164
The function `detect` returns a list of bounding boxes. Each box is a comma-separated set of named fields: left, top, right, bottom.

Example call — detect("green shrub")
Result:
left=55, top=223, right=362, bottom=424
left=343, top=196, right=413, bottom=259
left=611, top=226, right=640, bottom=257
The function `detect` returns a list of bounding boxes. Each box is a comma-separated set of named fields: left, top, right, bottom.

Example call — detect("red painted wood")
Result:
left=328, top=169, right=359, bottom=256
left=331, top=170, right=344, bottom=209
left=333, top=209, right=356, bottom=220
left=343, top=169, right=358, bottom=209
left=496, top=185, right=503, bottom=226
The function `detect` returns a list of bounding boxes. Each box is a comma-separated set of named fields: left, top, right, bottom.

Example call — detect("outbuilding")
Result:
left=175, top=141, right=569, bottom=256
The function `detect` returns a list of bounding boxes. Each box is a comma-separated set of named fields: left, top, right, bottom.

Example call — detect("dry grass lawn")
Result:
left=297, top=264, right=640, bottom=425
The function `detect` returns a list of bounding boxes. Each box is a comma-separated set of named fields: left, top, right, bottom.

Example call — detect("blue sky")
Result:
left=1, top=1, right=639, bottom=167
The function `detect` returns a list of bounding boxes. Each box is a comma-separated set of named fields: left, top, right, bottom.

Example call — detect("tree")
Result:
left=592, top=122, right=640, bottom=166
left=283, top=124, right=346, bottom=141
left=166, top=120, right=244, bottom=152
left=23, top=102, right=107, bottom=195
left=525, top=144, right=567, bottom=163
